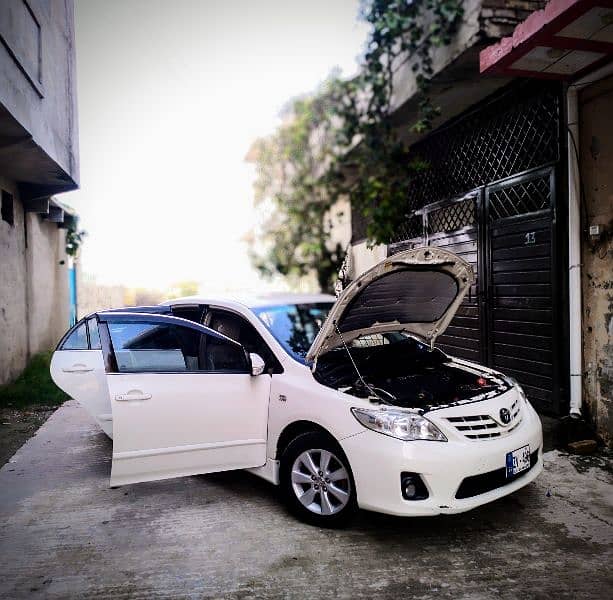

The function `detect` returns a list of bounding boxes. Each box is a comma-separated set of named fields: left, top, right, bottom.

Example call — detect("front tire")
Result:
left=280, top=431, right=357, bottom=527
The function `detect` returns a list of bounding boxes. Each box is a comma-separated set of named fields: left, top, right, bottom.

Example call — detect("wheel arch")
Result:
left=275, top=420, right=339, bottom=460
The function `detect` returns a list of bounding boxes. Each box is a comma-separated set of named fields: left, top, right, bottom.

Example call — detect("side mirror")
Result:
left=249, top=353, right=265, bottom=376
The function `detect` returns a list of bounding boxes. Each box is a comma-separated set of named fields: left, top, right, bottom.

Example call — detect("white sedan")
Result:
left=51, top=247, right=543, bottom=526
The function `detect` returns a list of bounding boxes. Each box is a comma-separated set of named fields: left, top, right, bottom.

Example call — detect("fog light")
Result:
left=400, top=473, right=429, bottom=500
left=404, top=480, right=417, bottom=497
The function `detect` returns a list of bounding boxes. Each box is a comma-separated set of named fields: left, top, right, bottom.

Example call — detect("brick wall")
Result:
left=481, top=0, right=548, bottom=36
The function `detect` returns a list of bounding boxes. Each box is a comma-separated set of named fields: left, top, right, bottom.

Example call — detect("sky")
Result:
left=66, top=0, right=369, bottom=293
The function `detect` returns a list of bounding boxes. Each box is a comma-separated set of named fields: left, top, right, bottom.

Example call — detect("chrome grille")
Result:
left=446, top=398, right=523, bottom=440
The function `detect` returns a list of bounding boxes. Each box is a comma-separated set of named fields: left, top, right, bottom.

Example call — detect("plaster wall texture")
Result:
left=579, top=74, right=613, bottom=446
left=349, top=240, right=388, bottom=279
left=0, top=176, right=27, bottom=384
left=326, top=197, right=351, bottom=252
left=0, top=0, right=78, bottom=384
left=0, top=175, right=70, bottom=385
left=24, top=212, right=69, bottom=356
left=390, top=0, right=485, bottom=114
left=0, top=0, right=79, bottom=182
left=389, top=0, right=547, bottom=122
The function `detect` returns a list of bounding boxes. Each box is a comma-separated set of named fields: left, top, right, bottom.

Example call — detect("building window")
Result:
left=1, top=190, right=14, bottom=226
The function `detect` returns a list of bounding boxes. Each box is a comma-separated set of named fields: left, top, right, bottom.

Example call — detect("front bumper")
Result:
left=340, top=399, right=543, bottom=517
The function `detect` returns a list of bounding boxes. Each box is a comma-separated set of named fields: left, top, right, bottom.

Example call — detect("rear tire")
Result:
left=280, top=431, right=357, bottom=527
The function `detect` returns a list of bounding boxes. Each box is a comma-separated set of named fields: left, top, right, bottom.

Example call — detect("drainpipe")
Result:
left=68, top=256, right=77, bottom=326
left=566, top=87, right=582, bottom=418
left=566, top=62, right=613, bottom=419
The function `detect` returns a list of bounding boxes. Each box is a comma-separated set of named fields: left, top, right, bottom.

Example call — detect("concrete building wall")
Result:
left=349, top=241, right=388, bottom=279
left=0, top=174, right=71, bottom=384
left=0, top=176, right=27, bottom=384
left=0, top=0, right=79, bottom=384
left=326, top=197, right=351, bottom=252
left=0, top=0, right=79, bottom=182
left=579, top=75, right=613, bottom=446
left=25, top=213, right=69, bottom=356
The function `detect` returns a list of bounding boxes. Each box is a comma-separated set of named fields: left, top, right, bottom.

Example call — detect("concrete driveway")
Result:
left=0, top=401, right=611, bottom=599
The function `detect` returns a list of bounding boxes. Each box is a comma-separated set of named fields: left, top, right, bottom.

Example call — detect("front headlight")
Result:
left=351, top=407, right=447, bottom=441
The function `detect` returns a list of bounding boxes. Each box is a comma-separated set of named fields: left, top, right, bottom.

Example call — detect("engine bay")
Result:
left=313, top=335, right=510, bottom=411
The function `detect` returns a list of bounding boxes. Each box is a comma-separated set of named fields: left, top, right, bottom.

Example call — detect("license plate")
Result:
left=506, top=445, right=530, bottom=478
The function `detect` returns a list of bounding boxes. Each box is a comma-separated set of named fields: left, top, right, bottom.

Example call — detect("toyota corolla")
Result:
left=51, top=247, right=543, bottom=526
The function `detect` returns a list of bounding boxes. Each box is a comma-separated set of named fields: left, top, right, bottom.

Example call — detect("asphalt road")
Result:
left=0, top=401, right=611, bottom=599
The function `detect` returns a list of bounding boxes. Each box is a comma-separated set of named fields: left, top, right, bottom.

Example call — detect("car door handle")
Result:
left=115, top=392, right=152, bottom=402
left=62, top=365, right=94, bottom=373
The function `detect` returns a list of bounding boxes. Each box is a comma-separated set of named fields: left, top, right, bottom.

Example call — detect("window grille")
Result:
left=427, top=198, right=476, bottom=235
left=394, top=213, right=423, bottom=241
left=390, top=82, right=561, bottom=243
left=488, top=174, right=551, bottom=221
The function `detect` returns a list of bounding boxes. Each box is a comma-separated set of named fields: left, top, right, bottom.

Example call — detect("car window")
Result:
left=87, top=318, right=101, bottom=349
left=207, top=310, right=283, bottom=374
left=108, top=321, right=248, bottom=373
left=253, top=303, right=333, bottom=363
left=206, top=334, right=250, bottom=373
left=170, top=304, right=205, bottom=323
left=61, top=322, right=89, bottom=350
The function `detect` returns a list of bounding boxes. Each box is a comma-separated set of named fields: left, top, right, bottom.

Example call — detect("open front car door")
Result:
left=98, top=312, right=271, bottom=487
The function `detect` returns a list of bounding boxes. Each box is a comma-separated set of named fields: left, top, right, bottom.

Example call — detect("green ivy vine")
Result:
left=327, top=0, right=464, bottom=244
left=65, top=219, right=87, bottom=258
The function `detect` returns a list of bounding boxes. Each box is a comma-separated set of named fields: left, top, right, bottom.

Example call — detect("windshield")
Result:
left=253, top=302, right=334, bottom=363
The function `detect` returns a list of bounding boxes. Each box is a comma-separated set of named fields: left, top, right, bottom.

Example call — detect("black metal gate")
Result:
left=386, top=81, right=566, bottom=414
left=485, top=168, right=560, bottom=410
left=422, top=193, right=482, bottom=364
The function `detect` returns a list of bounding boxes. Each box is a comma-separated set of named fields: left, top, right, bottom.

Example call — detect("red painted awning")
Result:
left=480, top=0, right=613, bottom=80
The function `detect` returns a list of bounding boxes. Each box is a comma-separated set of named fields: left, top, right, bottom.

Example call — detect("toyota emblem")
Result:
left=499, top=408, right=511, bottom=425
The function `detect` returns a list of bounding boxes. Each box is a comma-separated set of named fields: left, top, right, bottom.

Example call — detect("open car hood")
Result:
left=306, top=247, right=475, bottom=362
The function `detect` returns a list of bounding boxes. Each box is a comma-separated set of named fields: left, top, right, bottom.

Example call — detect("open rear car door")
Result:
left=99, top=312, right=270, bottom=486
left=50, top=317, right=113, bottom=437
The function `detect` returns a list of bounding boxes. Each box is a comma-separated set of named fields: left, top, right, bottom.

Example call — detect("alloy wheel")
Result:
left=290, top=449, right=351, bottom=515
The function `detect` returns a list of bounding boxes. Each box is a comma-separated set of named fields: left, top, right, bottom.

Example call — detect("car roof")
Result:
left=164, top=292, right=337, bottom=310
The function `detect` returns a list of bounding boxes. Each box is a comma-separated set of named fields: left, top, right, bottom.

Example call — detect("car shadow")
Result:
left=89, top=425, right=542, bottom=545
left=199, top=466, right=541, bottom=542
left=200, top=469, right=280, bottom=502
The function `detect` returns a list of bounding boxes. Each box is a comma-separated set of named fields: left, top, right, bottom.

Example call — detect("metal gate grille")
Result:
left=410, top=84, right=559, bottom=206
left=427, top=199, right=476, bottom=234
left=389, top=82, right=561, bottom=244
left=488, top=175, right=551, bottom=220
